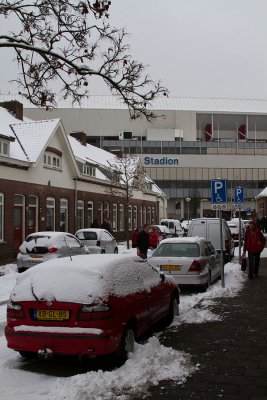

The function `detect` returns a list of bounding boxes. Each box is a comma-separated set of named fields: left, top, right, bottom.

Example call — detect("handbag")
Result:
left=241, top=256, right=247, bottom=272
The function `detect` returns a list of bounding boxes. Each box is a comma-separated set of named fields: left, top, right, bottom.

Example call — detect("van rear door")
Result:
left=188, top=220, right=206, bottom=238
left=207, top=221, right=221, bottom=250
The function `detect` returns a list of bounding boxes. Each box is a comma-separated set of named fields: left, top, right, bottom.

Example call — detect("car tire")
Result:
left=114, top=247, right=118, bottom=254
left=201, top=270, right=211, bottom=292
left=166, top=294, right=179, bottom=324
left=115, top=324, right=135, bottom=364
left=101, top=250, right=105, bottom=254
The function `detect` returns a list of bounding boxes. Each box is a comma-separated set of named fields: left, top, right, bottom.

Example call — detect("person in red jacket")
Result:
left=243, top=220, right=266, bottom=279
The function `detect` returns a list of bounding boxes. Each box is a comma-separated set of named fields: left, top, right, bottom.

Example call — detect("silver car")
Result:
left=75, top=228, right=118, bottom=254
left=148, top=236, right=221, bottom=291
left=17, top=231, right=90, bottom=273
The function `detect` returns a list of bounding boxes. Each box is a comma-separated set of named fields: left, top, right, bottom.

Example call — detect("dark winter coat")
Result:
left=136, top=230, right=149, bottom=254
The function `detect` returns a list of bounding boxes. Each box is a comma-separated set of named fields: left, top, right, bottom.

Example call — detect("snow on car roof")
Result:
left=159, top=236, right=206, bottom=244
left=10, top=254, right=159, bottom=304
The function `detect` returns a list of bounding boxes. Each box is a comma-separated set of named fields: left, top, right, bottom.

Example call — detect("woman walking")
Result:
left=243, top=220, right=266, bottom=279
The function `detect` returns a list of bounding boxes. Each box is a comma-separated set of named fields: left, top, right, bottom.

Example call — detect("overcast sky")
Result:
left=1, top=0, right=267, bottom=100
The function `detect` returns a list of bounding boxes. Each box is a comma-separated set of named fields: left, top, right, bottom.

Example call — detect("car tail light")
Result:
left=48, top=247, right=58, bottom=253
left=78, top=304, right=112, bottom=320
left=188, top=260, right=201, bottom=272
left=96, top=240, right=100, bottom=247
left=7, top=301, right=25, bottom=318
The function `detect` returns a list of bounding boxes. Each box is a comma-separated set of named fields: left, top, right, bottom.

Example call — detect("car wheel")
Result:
left=166, top=294, right=179, bottom=324
left=114, top=247, right=118, bottom=254
left=101, top=250, right=105, bottom=254
left=201, top=270, right=211, bottom=292
left=116, top=324, right=135, bottom=364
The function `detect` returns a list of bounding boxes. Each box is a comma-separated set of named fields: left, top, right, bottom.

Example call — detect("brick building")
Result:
left=0, top=101, right=167, bottom=264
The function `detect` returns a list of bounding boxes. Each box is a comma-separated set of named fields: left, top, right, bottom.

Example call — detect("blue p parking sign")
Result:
left=211, top=179, right=227, bottom=210
left=234, top=187, right=244, bottom=204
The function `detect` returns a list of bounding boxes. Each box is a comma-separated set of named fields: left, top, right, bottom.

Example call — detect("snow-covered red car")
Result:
left=5, top=254, right=179, bottom=362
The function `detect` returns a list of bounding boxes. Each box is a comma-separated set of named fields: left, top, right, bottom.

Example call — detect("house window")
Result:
left=147, top=207, right=151, bottom=224
left=0, top=193, right=3, bottom=240
left=143, top=206, right=147, bottom=224
left=112, top=204, right=118, bottom=232
left=151, top=207, right=155, bottom=224
left=60, top=199, right=68, bottom=232
left=104, top=202, right=109, bottom=220
left=46, top=197, right=55, bottom=230
left=43, top=152, right=61, bottom=170
left=139, top=206, right=142, bottom=226
left=119, top=204, right=124, bottom=231
left=83, top=164, right=96, bottom=177
left=0, top=140, right=8, bottom=156
left=27, top=195, right=38, bottom=233
left=133, top=206, right=137, bottom=230
left=77, top=200, right=84, bottom=230
left=98, top=202, right=103, bottom=225
left=87, top=201, right=93, bottom=228
left=128, top=205, right=133, bottom=230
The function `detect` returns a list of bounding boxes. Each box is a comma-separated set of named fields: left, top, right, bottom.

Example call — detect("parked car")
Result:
left=148, top=236, right=221, bottom=291
left=5, top=254, right=180, bottom=362
left=187, top=218, right=235, bottom=263
left=181, top=220, right=191, bottom=236
left=154, top=225, right=173, bottom=240
left=160, top=219, right=184, bottom=237
left=131, top=225, right=164, bottom=248
left=16, top=231, right=91, bottom=273
left=75, top=228, right=118, bottom=254
left=227, top=219, right=244, bottom=247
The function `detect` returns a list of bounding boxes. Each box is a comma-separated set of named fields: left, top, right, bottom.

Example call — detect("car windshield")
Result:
left=153, top=243, right=199, bottom=257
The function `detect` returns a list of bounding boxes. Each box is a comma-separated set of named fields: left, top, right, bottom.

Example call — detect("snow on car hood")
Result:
left=10, top=254, right=161, bottom=304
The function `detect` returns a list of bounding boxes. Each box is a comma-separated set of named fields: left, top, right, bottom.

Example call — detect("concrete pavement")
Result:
left=135, top=256, right=267, bottom=400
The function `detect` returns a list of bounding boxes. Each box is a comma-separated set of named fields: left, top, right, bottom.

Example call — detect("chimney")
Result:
left=0, top=101, right=23, bottom=120
left=70, top=131, right=87, bottom=146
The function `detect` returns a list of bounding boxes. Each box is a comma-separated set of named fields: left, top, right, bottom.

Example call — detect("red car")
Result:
left=5, top=254, right=179, bottom=362
left=131, top=225, right=163, bottom=249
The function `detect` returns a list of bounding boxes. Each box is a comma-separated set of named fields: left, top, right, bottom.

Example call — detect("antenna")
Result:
left=64, top=236, right=72, bottom=261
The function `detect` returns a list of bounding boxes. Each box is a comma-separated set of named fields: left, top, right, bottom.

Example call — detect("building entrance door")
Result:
left=14, top=206, right=23, bottom=252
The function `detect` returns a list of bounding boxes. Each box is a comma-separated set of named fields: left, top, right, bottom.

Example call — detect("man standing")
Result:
left=136, top=224, right=150, bottom=259
left=243, top=220, right=266, bottom=279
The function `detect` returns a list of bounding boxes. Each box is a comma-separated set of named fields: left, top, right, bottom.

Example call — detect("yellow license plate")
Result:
left=161, top=265, right=182, bottom=271
left=35, top=309, right=70, bottom=321
left=30, top=255, right=43, bottom=259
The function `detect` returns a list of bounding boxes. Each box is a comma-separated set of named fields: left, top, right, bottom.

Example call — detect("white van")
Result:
left=160, top=219, right=184, bottom=237
left=187, top=218, right=235, bottom=263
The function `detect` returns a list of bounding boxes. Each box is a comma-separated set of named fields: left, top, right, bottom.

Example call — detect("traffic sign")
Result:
left=211, top=179, right=227, bottom=205
left=234, top=187, right=244, bottom=205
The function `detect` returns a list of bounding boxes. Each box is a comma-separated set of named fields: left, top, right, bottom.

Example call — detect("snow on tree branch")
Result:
left=0, top=0, right=168, bottom=119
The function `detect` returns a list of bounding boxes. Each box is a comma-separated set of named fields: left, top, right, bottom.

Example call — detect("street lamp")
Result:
left=185, top=197, right=191, bottom=222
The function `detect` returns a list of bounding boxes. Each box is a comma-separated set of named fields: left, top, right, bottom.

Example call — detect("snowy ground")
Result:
left=0, top=244, right=263, bottom=400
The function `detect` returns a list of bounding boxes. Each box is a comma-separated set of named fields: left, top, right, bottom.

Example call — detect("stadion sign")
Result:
left=143, top=157, right=179, bottom=166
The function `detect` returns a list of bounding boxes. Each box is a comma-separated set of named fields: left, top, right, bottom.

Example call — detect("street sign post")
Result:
left=234, top=187, right=244, bottom=261
left=210, top=179, right=228, bottom=288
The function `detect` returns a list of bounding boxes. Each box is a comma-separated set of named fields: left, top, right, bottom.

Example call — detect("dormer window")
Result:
left=83, top=164, right=96, bottom=177
left=0, top=140, right=9, bottom=156
left=43, top=151, right=61, bottom=170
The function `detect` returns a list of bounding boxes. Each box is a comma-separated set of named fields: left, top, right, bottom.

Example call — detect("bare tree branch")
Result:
left=0, top=0, right=168, bottom=119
